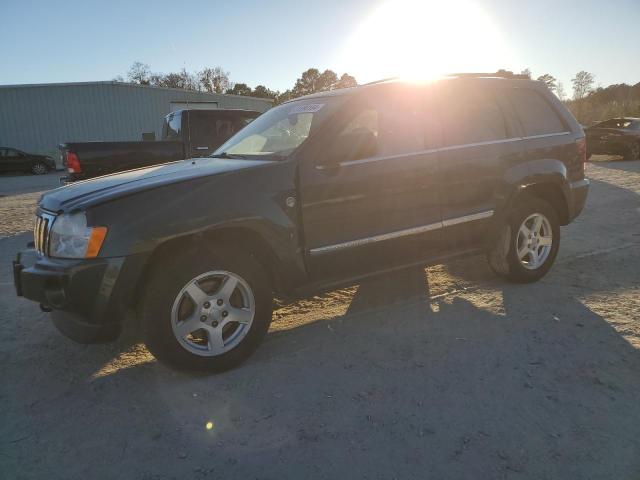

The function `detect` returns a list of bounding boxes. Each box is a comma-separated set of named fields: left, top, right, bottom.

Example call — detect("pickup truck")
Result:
left=14, top=76, right=589, bottom=372
left=59, top=108, right=260, bottom=181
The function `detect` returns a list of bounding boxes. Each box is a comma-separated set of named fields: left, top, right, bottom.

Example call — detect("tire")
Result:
left=31, top=162, right=48, bottom=175
left=141, top=244, right=273, bottom=372
left=487, top=195, right=560, bottom=283
left=623, top=143, right=640, bottom=161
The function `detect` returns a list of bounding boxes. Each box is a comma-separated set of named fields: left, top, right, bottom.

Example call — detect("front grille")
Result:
left=33, top=212, right=56, bottom=256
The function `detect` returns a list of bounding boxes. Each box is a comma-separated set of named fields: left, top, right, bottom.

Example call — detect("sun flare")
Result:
left=337, top=0, right=514, bottom=83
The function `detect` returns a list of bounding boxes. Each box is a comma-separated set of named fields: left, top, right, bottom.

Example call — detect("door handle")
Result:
left=195, top=146, right=209, bottom=150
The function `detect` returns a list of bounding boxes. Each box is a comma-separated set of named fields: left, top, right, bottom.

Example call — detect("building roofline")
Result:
left=0, top=80, right=274, bottom=102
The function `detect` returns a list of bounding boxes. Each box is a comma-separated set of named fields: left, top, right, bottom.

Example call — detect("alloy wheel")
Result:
left=171, top=270, right=255, bottom=356
left=516, top=213, right=553, bottom=270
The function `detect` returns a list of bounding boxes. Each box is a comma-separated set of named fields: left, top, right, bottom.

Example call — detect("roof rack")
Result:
left=361, top=77, right=401, bottom=86
left=447, top=72, right=531, bottom=79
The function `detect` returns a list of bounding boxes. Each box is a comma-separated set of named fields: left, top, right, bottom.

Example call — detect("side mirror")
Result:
left=323, top=129, right=378, bottom=167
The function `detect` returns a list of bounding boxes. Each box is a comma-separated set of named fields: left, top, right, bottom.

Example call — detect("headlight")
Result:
left=49, top=212, right=107, bottom=259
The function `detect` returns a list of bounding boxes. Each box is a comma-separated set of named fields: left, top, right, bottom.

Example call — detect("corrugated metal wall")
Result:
left=0, top=82, right=273, bottom=161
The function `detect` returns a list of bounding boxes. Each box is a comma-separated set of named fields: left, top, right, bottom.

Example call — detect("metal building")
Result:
left=0, top=81, right=273, bottom=165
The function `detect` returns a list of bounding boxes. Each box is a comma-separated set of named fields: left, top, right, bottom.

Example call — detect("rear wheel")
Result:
left=488, top=195, right=560, bottom=283
left=31, top=162, right=48, bottom=175
left=623, top=142, right=640, bottom=161
left=141, top=245, right=273, bottom=372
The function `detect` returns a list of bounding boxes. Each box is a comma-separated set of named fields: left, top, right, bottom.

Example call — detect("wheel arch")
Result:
left=130, top=226, right=292, bottom=312
left=515, top=182, right=570, bottom=225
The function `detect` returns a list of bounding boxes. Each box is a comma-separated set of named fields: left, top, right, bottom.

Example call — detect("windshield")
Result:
left=213, top=97, right=344, bottom=159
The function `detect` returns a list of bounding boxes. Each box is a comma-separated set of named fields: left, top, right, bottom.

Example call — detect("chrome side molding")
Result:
left=309, top=210, right=494, bottom=255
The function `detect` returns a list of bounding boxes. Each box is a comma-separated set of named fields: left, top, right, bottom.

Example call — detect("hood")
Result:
left=40, top=157, right=274, bottom=212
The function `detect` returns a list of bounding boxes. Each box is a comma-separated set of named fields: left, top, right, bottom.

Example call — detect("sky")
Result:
left=1, top=0, right=638, bottom=95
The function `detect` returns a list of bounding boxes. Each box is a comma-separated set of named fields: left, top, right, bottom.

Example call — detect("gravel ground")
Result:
left=1, top=159, right=639, bottom=479
left=0, top=172, right=63, bottom=238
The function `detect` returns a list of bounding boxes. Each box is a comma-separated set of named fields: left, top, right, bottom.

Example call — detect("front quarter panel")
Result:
left=88, top=160, right=305, bottom=284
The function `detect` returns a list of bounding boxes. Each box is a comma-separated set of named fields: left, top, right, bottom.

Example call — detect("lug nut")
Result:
left=200, top=315, right=207, bottom=322
left=217, top=299, right=224, bottom=306
left=212, top=321, right=219, bottom=327
left=203, top=301, right=211, bottom=309
left=222, top=311, right=228, bottom=318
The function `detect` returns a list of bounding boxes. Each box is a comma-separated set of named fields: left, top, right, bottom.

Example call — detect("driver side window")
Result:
left=331, top=105, right=380, bottom=162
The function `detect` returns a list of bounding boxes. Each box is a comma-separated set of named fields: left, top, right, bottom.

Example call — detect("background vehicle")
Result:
left=585, top=117, right=640, bottom=160
left=0, top=147, right=56, bottom=175
left=59, top=109, right=260, bottom=181
left=14, top=77, right=589, bottom=372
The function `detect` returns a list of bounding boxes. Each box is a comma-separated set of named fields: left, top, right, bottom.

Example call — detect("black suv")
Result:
left=13, top=77, right=589, bottom=371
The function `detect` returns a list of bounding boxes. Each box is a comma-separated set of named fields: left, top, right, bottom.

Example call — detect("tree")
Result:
left=199, top=67, right=231, bottom=94
left=571, top=71, right=595, bottom=100
left=537, top=74, right=557, bottom=92
left=291, top=68, right=351, bottom=98
left=317, top=69, right=338, bottom=91
left=150, top=69, right=199, bottom=91
left=127, top=61, right=151, bottom=85
left=335, top=73, right=357, bottom=89
left=226, top=83, right=252, bottom=96
left=556, top=82, right=567, bottom=101
left=251, top=85, right=278, bottom=100
left=292, top=68, right=321, bottom=97
left=520, top=68, right=532, bottom=79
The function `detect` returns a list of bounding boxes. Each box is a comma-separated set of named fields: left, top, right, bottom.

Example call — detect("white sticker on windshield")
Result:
left=289, top=103, right=324, bottom=114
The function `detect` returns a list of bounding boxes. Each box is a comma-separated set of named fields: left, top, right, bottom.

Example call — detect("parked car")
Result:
left=0, top=147, right=56, bottom=175
left=13, top=76, right=589, bottom=372
left=59, top=109, right=261, bottom=182
left=584, top=117, right=640, bottom=160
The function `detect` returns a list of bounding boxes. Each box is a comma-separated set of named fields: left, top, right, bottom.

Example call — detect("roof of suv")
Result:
left=286, top=75, right=547, bottom=103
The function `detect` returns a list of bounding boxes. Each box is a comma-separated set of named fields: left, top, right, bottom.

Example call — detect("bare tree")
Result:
left=555, top=82, right=567, bottom=101
left=571, top=71, right=595, bottom=100
left=199, top=67, right=231, bottom=94
left=127, top=61, right=151, bottom=85
left=536, top=74, right=557, bottom=92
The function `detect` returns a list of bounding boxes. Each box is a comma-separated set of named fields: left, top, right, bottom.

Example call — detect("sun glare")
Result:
left=338, top=0, right=513, bottom=83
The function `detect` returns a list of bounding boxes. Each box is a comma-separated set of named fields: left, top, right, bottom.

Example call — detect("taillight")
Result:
left=576, top=137, right=587, bottom=173
left=66, top=151, right=82, bottom=173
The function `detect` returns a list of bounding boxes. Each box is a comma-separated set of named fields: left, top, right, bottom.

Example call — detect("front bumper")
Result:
left=13, top=249, right=148, bottom=343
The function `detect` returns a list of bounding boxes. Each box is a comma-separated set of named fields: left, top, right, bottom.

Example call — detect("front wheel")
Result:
left=141, top=245, right=273, bottom=372
left=487, top=195, right=560, bottom=283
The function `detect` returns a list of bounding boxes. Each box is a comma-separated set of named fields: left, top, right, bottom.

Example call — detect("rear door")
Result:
left=436, top=81, right=520, bottom=251
left=300, top=86, right=443, bottom=282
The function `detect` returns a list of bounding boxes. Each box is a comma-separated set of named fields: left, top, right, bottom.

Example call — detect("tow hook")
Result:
left=39, top=304, right=53, bottom=313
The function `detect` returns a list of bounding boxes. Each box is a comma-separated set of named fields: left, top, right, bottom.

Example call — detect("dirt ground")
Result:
left=1, top=159, right=639, bottom=479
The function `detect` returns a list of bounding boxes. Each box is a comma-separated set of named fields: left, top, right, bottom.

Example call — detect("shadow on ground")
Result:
left=2, top=162, right=639, bottom=479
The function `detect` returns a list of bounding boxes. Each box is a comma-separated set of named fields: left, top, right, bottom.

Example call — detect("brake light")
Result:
left=66, top=151, right=82, bottom=173
left=576, top=137, right=587, bottom=173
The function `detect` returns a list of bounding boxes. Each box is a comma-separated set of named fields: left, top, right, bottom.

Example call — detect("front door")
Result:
left=300, top=86, right=443, bottom=283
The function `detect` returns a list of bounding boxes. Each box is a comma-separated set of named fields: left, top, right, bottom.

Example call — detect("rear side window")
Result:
left=510, top=89, right=566, bottom=136
left=439, top=85, right=507, bottom=146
